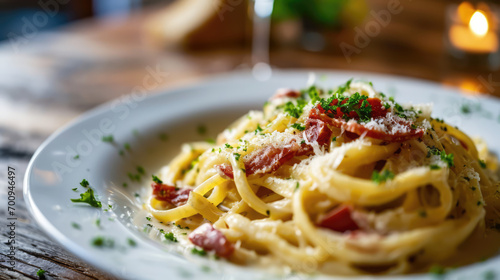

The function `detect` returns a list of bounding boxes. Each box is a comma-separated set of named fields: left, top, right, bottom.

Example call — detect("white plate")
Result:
left=24, top=70, right=500, bottom=280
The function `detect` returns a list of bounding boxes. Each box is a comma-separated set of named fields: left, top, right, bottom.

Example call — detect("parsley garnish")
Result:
left=295, top=182, right=300, bottom=191
left=80, top=179, right=89, bottom=188
left=72, top=188, right=78, bottom=191
left=254, top=124, right=263, bottom=135
left=440, top=151, right=454, bottom=168
left=300, top=140, right=306, bottom=144
left=283, top=99, right=307, bottom=118
left=371, top=170, right=395, bottom=184
left=71, top=222, right=80, bottom=229
left=430, top=164, right=441, bottom=170
left=137, top=166, right=145, bottom=175
left=426, top=146, right=440, bottom=158
left=225, top=143, right=233, bottom=149
left=479, top=160, right=487, bottom=169
left=332, top=137, right=337, bottom=141
left=306, top=86, right=321, bottom=103
left=36, top=269, right=46, bottom=279
left=337, top=79, right=353, bottom=94
left=102, top=135, right=114, bottom=143
left=165, top=232, right=178, bottom=242
left=146, top=217, right=151, bottom=221
left=73, top=155, right=80, bottom=159
left=233, top=153, right=241, bottom=161
left=152, top=175, right=163, bottom=184
left=429, top=265, right=446, bottom=275
left=191, top=247, right=207, bottom=256
left=206, top=138, right=216, bottom=144
left=71, top=188, right=102, bottom=208
left=127, top=238, right=137, bottom=247
left=291, top=123, right=306, bottom=131
left=92, top=236, right=114, bottom=248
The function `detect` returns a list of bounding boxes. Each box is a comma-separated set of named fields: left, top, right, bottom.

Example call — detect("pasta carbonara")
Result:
left=145, top=79, right=500, bottom=275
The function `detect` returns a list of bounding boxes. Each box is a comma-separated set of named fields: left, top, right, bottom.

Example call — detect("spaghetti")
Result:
left=145, top=80, right=500, bottom=275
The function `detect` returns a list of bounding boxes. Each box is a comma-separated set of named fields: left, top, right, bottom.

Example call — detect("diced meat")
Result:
left=151, top=182, right=191, bottom=206
left=304, top=118, right=333, bottom=148
left=188, top=223, right=234, bottom=258
left=271, top=89, right=301, bottom=100
left=318, top=204, right=359, bottom=233
left=216, top=142, right=301, bottom=179
left=310, top=98, right=423, bottom=142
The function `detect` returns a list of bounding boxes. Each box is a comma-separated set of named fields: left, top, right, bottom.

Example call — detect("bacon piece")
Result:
left=271, top=89, right=301, bottom=100
left=188, top=223, right=234, bottom=258
left=310, top=99, right=423, bottom=142
left=318, top=204, right=359, bottom=233
left=216, top=118, right=334, bottom=179
left=216, top=142, right=301, bottom=179
left=151, top=182, right=191, bottom=206
left=304, top=118, right=333, bottom=148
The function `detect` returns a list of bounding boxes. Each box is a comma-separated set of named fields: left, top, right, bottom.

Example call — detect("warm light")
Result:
left=469, top=10, right=489, bottom=37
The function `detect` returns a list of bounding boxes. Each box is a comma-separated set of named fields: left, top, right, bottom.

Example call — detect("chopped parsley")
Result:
left=127, top=238, right=137, bottom=247
left=332, top=137, right=337, bottom=141
left=206, top=138, right=216, bottom=144
left=300, top=140, right=306, bottom=144
left=70, top=188, right=102, bottom=208
left=95, top=218, right=101, bottom=227
left=484, top=270, right=496, bottom=280
left=225, top=143, right=233, bottom=149
left=295, top=182, right=300, bottom=191
left=165, top=232, right=178, bottom=242
left=254, top=124, right=263, bottom=135
left=440, top=152, right=454, bottom=168
left=426, top=146, right=440, bottom=158
left=146, top=217, right=152, bottom=221
left=122, top=183, right=128, bottom=188
left=429, top=265, right=446, bottom=275
left=306, top=86, right=321, bottom=103
left=197, top=124, right=207, bottom=135
left=152, top=175, right=163, bottom=184
left=319, top=92, right=372, bottom=123
left=191, top=247, right=207, bottom=256
left=91, top=236, right=114, bottom=248
left=137, top=166, right=145, bottom=175
left=283, top=99, right=307, bottom=118
left=72, top=188, right=78, bottom=191
left=479, top=160, right=487, bottom=169
left=71, top=222, right=80, bottom=229
left=371, top=170, right=395, bottom=184
left=461, top=104, right=471, bottom=114
left=102, top=135, right=114, bottom=143
left=291, top=123, right=306, bottom=131
left=430, top=164, right=441, bottom=170
left=36, top=269, right=46, bottom=279
left=73, top=154, right=80, bottom=159
left=241, top=168, right=246, bottom=173
left=233, top=153, right=241, bottom=161
left=124, top=143, right=131, bottom=151
left=80, top=179, right=89, bottom=188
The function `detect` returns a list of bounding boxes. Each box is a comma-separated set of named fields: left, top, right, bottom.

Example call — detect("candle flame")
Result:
left=469, top=10, right=489, bottom=37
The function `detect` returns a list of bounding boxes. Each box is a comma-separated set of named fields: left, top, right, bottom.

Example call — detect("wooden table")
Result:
left=1, top=0, right=499, bottom=279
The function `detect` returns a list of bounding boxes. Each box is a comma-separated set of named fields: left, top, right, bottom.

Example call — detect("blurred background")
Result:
left=2, top=0, right=500, bottom=278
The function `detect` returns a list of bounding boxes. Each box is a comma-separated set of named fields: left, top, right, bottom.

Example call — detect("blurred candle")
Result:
left=449, top=3, right=498, bottom=54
